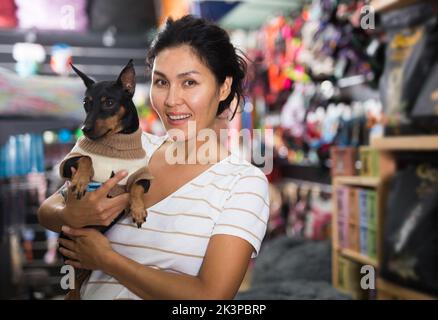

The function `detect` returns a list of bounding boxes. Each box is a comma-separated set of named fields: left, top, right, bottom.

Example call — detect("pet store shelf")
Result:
left=332, top=141, right=438, bottom=300
left=371, top=0, right=422, bottom=12
left=340, top=248, right=377, bottom=268
left=371, top=136, right=438, bottom=151
left=333, top=176, right=381, bottom=188
left=0, top=28, right=149, bottom=81
left=23, top=259, right=64, bottom=269
left=280, top=163, right=331, bottom=185
left=377, top=278, right=437, bottom=300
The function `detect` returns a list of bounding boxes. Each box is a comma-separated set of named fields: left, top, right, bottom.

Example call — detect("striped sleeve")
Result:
left=211, top=166, right=270, bottom=258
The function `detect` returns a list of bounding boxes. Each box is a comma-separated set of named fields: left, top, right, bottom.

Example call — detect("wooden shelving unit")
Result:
left=370, top=0, right=438, bottom=13
left=371, top=0, right=420, bottom=12
left=334, top=176, right=380, bottom=188
left=341, top=248, right=377, bottom=268
left=332, top=136, right=438, bottom=300
left=332, top=170, right=385, bottom=299
left=371, top=136, right=438, bottom=151
left=377, top=278, right=436, bottom=300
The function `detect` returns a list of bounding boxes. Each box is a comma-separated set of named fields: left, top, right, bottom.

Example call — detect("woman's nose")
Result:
left=164, top=85, right=183, bottom=107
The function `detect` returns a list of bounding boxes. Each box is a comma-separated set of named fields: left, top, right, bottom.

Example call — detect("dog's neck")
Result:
left=78, top=128, right=146, bottom=159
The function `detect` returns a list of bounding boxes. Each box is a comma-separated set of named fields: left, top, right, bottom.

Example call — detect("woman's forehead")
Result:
left=153, top=45, right=210, bottom=76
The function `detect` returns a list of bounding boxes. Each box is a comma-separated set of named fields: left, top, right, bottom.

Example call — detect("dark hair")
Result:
left=146, top=15, right=247, bottom=121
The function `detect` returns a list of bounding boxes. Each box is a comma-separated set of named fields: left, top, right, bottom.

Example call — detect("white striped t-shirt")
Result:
left=81, top=132, right=270, bottom=300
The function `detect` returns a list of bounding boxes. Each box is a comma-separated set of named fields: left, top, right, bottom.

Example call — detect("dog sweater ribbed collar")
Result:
left=77, top=128, right=146, bottom=159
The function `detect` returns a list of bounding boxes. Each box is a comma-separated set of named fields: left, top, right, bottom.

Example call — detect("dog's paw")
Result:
left=130, top=206, right=148, bottom=228
left=70, top=174, right=91, bottom=200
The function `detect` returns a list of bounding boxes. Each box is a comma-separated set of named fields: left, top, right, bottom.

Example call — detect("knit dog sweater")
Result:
left=59, top=128, right=153, bottom=195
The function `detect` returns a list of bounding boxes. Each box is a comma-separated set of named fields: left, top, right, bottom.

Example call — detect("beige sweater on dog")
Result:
left=59, top=128, right=153, bottom=194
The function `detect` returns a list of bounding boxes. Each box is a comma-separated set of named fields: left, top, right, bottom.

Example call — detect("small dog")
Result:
left=59, top=60, right=152, bottom=299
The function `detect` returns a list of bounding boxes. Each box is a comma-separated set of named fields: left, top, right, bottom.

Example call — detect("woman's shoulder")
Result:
left=221, top=153, right=269, bottom=187
left=229, top=154, right=267, bottom=176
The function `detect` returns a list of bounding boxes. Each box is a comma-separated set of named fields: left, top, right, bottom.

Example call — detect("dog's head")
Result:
left=71, top=60, right=139, bottom=140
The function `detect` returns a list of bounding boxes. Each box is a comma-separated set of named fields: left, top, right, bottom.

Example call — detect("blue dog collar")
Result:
left=86, top=182, right=102, bottom=192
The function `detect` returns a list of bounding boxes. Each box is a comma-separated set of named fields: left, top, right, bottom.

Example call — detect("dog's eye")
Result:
left=104, top=99, right=114, bottom=107
left=83, top=99, right=91, bottom=111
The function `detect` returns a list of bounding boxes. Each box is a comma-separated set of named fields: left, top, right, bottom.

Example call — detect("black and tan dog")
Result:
left=59, top=60, right=152, bottom=299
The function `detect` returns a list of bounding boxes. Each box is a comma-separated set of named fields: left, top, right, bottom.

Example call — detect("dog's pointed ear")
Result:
left=70, top=63, right=95, bottom=89
left=117, top=59, right=135, bottom=96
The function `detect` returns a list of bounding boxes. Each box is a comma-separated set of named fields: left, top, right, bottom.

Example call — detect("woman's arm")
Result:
left=37, top=191, right=69, bottom=233
left=60, top=226, right=253, bottom=299
left=106, top=234, right=252, bottom=299
left=37, top=171, right=130, bottom=232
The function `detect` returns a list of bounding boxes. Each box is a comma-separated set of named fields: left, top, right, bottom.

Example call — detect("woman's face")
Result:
left=150, top=45, right=231, bottom=141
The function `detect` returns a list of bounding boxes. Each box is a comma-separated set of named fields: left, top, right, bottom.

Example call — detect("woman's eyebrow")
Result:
left=177, top=71, right=200, bottom=78
left=153, top=70, right=167, bottom=78
left=153, top=70, right=200, bottom=78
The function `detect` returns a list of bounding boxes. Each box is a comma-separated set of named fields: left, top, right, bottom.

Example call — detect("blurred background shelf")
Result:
left=340, top=248, right=378, bottom=268
left=371, top=136, right=438, bottom=151
left=334, top=176, right=381, bottom=188
left=371, top=0, right=424, bottom=12
left=371, top=0, right=438, bottom=15
left=377, top=278, right=437, bottom=300
left=0, top=29, right=150, bottom=81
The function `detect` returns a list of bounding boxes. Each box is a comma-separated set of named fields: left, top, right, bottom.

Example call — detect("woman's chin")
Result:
left=165, top=124, right=199, bottom=142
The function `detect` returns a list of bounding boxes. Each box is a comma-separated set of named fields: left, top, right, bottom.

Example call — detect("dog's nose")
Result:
left=81, top=126, right=93, bottom=135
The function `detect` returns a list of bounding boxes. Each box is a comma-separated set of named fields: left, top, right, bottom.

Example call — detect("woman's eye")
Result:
left=154, top=79, right=167, bottom=87
left=184, top=80, right=197, bottom=87
left=106, top=99, right=114, bottom=107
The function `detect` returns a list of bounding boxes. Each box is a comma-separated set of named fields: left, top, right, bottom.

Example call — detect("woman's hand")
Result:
left=62, top=170, right=130, bottom=228
left=59, top=225, right=114, bottom=270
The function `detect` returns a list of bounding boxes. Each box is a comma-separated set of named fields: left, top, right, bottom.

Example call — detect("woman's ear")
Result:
left=219, top=76, right=233, bottom=102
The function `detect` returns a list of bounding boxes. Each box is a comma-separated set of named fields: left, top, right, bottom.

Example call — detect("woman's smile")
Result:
left=166, top=112, right=193, bottom=126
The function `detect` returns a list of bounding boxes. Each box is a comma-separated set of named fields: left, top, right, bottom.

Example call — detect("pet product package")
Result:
left=410, top=61, right=438, bottom=133
left=381, top=156, right=438, bottom=295
left=378, top=2, right=438, bottom=134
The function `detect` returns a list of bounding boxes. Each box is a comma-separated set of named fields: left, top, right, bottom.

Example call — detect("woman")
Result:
left=38, top=15, right=269, bottom=300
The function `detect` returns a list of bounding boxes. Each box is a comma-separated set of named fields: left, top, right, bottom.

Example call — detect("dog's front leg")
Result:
left=70, top=156, right=94, bottom=200
left=129, top=180, right=151, bottom=228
